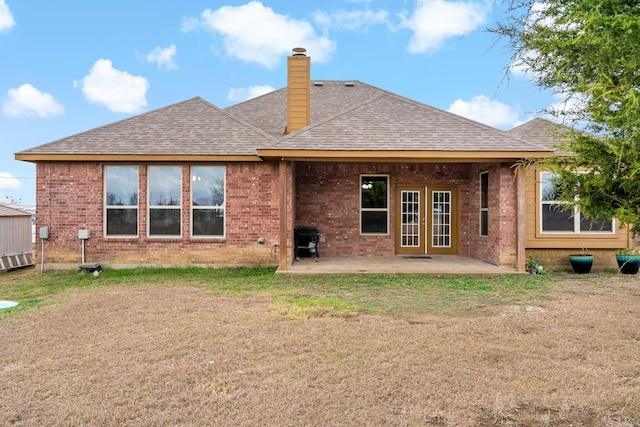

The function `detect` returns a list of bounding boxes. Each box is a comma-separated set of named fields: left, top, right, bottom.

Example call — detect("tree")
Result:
left=493, top=0, right=640, bottom=233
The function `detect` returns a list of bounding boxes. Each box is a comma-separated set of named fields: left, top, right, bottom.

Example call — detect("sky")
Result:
left=0, top=0, right=557, bottom=205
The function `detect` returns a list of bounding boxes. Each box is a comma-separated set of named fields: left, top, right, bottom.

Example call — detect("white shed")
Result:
left=0, top=204, right=34, bottom=272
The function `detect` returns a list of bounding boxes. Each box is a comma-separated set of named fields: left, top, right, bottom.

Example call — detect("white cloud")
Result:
left=3, top=84, right=64, bottom=118
left=0, top=0, right=16, bottom=33
left=81, top=59, right=149, bottom=113
left=0, top=172, right=22, bottom=191
left=227, top=85, right=275, bottom=102
left=312, top=9, right=389, bottom=31
left=199, top=1, right=336, bottom=68
left=146, top=44, right=178, bottom=70
left=550, top=91, right=588, bottom=117
left=400, top=0, right=489, bottom=53
left=448, top=95, right=520, bottom=128
left=181, top=16, right=200, bottom=32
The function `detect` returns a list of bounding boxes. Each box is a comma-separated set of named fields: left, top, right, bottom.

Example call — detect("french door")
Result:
left=396, top=185, right=458, bottom=255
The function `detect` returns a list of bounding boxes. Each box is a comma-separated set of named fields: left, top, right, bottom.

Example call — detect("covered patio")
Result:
left=281, top=255, right=523, bottom=275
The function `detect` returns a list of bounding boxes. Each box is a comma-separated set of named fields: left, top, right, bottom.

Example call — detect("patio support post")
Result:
left=278, top=159, right=288, bottom=270
left=516, top=166, right=526, bottom=271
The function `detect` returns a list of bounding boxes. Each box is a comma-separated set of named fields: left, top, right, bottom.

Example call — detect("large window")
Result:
left=148, top=166, right=182, bottom=237
left=360, top=175, right=388, bottom=234
left=105, top=165, right=139, bottom=236
left=191, top=166, right=225, bottom=237
left=480, top=172, right=489, bottom=236
left=540, top=172, right=613, bottom=233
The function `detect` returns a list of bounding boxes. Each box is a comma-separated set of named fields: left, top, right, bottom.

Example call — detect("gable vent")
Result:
left=345, top=82, right=354, bottom=87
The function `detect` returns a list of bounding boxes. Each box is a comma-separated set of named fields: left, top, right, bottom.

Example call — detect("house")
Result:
left=0, top=204, right=34, bottom=272
left=507, top=118, right=632, bottom=270
left=15, top=48, right=631, bottom=272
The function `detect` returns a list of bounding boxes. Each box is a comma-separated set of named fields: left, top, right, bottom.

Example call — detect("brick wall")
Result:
left=35, top=160, right=520, bottom=269
left=294, top=162, right=518, bottom=266
left=36, top=162, right=281, bottom=269
left=466, top=163, right=518, bottom=266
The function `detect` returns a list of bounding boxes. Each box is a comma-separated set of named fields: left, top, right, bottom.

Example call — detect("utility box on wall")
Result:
left=39, top=227, right=49, bottom=239
left=78, top=229, right=90, bottom=240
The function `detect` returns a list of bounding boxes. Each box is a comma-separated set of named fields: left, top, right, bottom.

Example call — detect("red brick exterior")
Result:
left=36, top=162, right=282, bottom=269
left=35, top=160, right=519, bottom=269
left=294, top=162, right=518, bottom=266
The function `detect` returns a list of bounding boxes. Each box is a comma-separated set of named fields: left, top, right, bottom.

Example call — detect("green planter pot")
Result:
left=616, top=255, right=640, bottom=274
left=569, top=254, right=594, bottom=274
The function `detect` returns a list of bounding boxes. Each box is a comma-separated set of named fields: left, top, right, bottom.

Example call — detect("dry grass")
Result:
left=0, top=270, right=639, bottom=426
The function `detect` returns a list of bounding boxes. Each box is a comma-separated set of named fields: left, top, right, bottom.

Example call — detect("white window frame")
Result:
left=359, top=174, right=389, bottom=235
left=190, top=165, right=226, bottom=238
left=104, top=165, right=139, bottom=238
left=147, top=165, right=182, bottom=238
left=539, top=171, right=615, bottom=234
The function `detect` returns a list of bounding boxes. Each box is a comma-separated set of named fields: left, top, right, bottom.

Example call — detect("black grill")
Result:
left=294, top=227, right=320, bottom=261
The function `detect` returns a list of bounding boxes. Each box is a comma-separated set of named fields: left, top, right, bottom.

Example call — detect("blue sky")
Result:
left=0, top=0, right=556, bottom=205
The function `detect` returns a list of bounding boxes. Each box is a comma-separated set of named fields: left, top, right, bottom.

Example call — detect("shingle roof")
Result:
left=16, top=97, right=274, bottom=157
left=225, top=81, right=386, bottom=139
left=17, top=81, right=552, bottom=160
left=0, top=204, right=32, bottom=217
left=268, top=92, right=545, bottom=152
left=507, top=118, right=574, bottom=154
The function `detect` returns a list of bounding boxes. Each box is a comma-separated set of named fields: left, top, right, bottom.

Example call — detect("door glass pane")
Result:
left=432, top=191, right=451, bottom=248
left=401, top=190, right=420, bottom=248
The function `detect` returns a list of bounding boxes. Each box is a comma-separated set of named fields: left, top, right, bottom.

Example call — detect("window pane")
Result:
left=580, top=213, right=613, bottom=232
left=106, top=208, right=138, bottom=235
left=361, top=211, right=388, bottom=234
left=480, top=173, right=488, bottom=209
left=361, top=176, right=387, bottom=209
left=149, top=209, right=181, bottom=236
left=149, top=166, right=181, bottom=206
left=541, top=172, right=561, bottom=201
left=193, top=209, right=225, bottom=236
left=192, top=166, right=225, bottom=206
left=106, top=166, right=138, bottom=206
left=542, top=203, right=574, bottom=231
left=480, top=211, right=488, bottom=236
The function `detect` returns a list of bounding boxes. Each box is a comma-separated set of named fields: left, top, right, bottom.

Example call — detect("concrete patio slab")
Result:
left=281, top=255, right=522, bottom=275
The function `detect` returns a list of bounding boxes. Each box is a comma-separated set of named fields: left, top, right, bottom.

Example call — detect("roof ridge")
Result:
left=269, top=89, right=544, bottom=151
left=197, top=97, right=278, bottom=143
left=269, top=91, right=389, bottom=147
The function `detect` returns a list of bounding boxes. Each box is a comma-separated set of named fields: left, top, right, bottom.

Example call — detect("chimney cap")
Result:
left=292, top=47, right=307, bottom=56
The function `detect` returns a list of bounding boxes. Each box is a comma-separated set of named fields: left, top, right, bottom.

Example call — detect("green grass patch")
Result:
left=273, top=296, right=364, bottom=319
left=0, top=267, right=557, bottom=318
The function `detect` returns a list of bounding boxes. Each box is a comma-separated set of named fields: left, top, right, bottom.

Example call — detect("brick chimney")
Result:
left=285, top=47, right=310, bottom=134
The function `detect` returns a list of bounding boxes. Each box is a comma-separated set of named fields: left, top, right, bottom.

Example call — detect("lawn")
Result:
left=1, top=267, right=639, bottom=426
